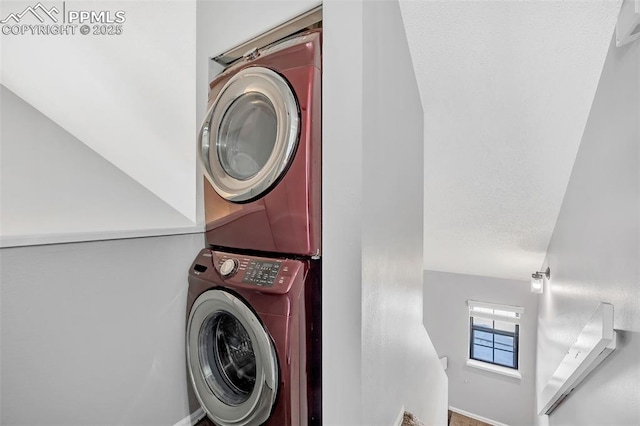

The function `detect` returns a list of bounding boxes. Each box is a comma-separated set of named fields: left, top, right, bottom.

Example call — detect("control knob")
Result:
left=220, top=259, right=238, bottom=278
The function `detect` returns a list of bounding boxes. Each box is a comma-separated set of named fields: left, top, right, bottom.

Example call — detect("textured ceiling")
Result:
left=399, top=0, right=622, bottom=280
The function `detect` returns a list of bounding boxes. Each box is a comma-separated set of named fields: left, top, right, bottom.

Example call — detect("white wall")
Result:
left=322, top=1, right=364, bottom=424
left=361, top=2, right=447, bottom=425
left=535, top=33, right=640, bottom=426
left=323, top=1, right=448, bottom=424
left=0, top=85, right=196, bottom=246
left=1, top=4, right=206, bottom=424
left=424, top=271, right=538, bottom=426
left=1, top=0, right=198, bottom=235
left=0, top=234, right=205, bottom=426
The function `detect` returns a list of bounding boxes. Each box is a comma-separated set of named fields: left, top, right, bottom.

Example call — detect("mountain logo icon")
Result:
left=1, top=2, right=60, bottom=24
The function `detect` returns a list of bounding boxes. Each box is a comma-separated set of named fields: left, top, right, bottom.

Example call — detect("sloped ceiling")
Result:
left=399, top=0, right=623, bottom=280
left=1, top=85, right=194, bottom=246
left=1, top=1, right=197, bottom=224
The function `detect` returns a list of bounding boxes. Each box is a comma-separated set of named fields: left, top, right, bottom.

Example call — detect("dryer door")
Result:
left=187, top=290, right=278, bottom=426
left=199, top=66, right=300, bottom=203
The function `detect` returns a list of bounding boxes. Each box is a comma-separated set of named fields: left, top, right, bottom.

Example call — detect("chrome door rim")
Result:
left=187, top=290, right=278, bottom=426
left=198, top=66, right=300, bottom=203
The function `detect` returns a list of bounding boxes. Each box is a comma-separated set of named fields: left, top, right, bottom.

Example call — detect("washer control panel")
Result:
left=242, top=260, right=281, bottom=286
left=215, top=254, right=293, bottom=288
left=192, top=250, right=305, bottom=293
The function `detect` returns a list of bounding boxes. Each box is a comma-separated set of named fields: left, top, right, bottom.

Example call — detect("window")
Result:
left=467, top=301, right=523, bottom=377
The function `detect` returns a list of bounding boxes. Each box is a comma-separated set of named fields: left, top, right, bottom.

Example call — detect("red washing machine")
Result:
left=186, top=249, right=321, bottom=426
left=198, top=30, right=321, bottom=257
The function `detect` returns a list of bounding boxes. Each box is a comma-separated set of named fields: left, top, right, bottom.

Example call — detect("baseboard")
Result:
left=173, top=408, right=205, bottom=426
left=449, top=406, right=509, bottom=426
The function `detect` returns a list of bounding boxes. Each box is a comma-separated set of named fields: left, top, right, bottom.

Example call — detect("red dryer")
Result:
left=198, top=30, right=321, bottom=257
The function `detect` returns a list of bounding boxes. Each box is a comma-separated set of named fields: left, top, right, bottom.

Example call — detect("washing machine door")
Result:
left=198, top=66, right=300, bottom=203
left=187, top=290, right=278, bottom=426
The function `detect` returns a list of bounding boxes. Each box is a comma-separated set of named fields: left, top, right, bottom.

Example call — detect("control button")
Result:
left=220, top=259, right=238, bottom=278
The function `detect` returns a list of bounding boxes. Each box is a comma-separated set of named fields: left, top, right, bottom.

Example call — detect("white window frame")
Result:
left=466, top=300, right=523, bottom=380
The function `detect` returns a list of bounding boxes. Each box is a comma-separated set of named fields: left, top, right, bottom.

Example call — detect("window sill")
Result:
left=466, top=359, right=522, bottom=380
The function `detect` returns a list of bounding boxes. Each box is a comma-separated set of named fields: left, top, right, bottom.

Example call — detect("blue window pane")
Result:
left=495, top=344, right=513, bottom=352
left=495, top=340, right=513, bottom=351
left=495, top=334, right=513, bottom=346
left=494, top=349, right=515, bottom=368
left=473, top=344, right=493, bottom=363
left=474, top=330, right=493, bottom=346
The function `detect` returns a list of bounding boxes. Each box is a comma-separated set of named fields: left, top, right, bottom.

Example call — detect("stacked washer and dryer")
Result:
left=186, top=30, right=322, bottom=426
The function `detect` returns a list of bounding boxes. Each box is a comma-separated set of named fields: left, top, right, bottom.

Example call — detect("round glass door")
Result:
left=199, top=312, right=257, bottom=405
left=217, top=92, right=277, bottom=181
left=187, top=290, right=278, bottom=426
left=199, top=67, right=300, bottom=203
